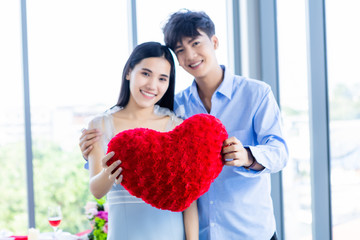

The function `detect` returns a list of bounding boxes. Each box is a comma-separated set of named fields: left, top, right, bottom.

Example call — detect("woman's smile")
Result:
left=140, top=89, right=157, bottom=99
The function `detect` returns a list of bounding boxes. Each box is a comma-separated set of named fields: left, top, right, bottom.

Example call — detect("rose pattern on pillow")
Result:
left=107, top=113, right=228, bottom=212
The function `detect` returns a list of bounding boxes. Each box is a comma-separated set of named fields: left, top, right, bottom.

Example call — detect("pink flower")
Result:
left=84, top=201, right=98, bottom=212
left=103, top=222, right=108, bottom=234
left=85, top=201, right=100, bottom=219
left=97, top=211, right=108, bottom=221
left=86, top=208, right=98, bottom=219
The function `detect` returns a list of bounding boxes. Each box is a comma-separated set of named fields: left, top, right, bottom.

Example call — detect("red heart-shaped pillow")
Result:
left=106, top=113, right=228, bottom=212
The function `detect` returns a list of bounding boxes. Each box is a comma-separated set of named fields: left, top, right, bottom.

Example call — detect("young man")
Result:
left=80, top=10, right=288, bottom=240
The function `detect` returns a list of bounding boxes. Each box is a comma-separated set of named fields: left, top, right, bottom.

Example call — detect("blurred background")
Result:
left=0, top=0, right=359, bottom=239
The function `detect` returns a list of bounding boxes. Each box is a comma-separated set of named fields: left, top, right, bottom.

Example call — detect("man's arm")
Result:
left=222, top=87, right=288, bottom=174
left=248, top=88, right=288, bottom=173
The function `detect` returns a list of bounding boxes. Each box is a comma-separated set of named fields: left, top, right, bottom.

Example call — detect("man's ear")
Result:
left=211, top=35, right=219, bottom=50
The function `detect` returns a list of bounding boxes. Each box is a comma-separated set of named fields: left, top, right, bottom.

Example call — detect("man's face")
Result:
left=173, top=30, right=219, bottom=79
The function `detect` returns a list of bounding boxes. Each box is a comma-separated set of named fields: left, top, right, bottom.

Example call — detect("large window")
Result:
left=1, top=0, right=130, bottom=234
left=326, top=1, right=360, bottom=239
left=277, top=1, right=312, bottom=239
left=1, top=0, right=228, bottom=234
left=3, top=1, right=360, bottom=238
left=26, top=0, right=130, bottom=233
left=0, top=0, right=28, bottom=233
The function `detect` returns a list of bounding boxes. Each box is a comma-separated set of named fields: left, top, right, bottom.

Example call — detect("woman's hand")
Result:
left=102, top=151, right=123, bottom=184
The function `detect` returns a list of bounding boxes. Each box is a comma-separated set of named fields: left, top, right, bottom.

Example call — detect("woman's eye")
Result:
left=159, top=78, right=167, bottom=82
left=142, top=72, right=150, bottom=76
left=176, top=49, right=184, bottom=54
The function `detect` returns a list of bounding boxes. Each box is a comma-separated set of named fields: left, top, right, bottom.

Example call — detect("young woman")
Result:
left=87, top=42, right=198, bottom=240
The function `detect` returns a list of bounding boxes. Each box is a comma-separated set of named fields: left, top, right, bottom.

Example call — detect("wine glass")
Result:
left=48, top=206, right=62, bottom=235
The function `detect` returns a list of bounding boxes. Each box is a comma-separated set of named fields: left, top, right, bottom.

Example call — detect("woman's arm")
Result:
left=183, top=201, right=199, bottom=240
left=87, top=120, right=122, bottom=199
left=79, top=128, right=102, bottom=160
left=89, top=149, right=122, bottom=199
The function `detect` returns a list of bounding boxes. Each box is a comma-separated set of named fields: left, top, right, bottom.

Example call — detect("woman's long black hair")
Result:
left=114, top=42, right=175, bottom=111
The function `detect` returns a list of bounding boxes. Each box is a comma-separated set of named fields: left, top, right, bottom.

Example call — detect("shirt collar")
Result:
left=189, top=65, right=234, bottom=100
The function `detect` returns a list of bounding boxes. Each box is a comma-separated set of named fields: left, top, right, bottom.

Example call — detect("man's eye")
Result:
left=193, top=41, right=200, bottom=46
left=176, top=49, right=184, bottom=54
left=142, top=72, right=150, bottom=76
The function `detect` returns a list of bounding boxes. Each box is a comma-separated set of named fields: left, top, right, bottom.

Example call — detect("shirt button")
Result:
left=210, top=201, right=214, bottom=204
left=210, top=223, right=215, bottom=227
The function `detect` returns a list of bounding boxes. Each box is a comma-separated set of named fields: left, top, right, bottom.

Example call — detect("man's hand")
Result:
left=222, top=137, right=264, bottom=170
left=79, top=128, right=101, bottom=160
left=222, top=137, right=251, bottom=167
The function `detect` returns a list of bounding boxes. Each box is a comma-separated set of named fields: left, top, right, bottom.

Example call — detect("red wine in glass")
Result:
left=48, top=206, right=62, bottom=234
left=48, top=217, right=61, bottom=227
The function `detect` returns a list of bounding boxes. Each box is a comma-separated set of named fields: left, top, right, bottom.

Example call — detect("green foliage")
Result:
left=282, top=106, right=306, bottom=116
left=0, top=142, right=28, bottom=233
left=95, top=197, right=106, bottom=211
left=93, top=217, right=107, bottom=240
left=0, top=140, right=93, bottom=235
left=32, top=140, right=92, bottom=233
left=281, top=83, right=360, bottom=121
left=329, top=83, right=360, bottom=120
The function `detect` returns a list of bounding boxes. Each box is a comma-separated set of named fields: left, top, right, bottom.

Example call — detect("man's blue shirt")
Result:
left=174, top=65, right=288, bottom=240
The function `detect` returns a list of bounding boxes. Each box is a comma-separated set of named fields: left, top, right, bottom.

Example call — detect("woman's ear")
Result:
left=126, top=70, right=131, bottom=80
left=211, top=35, right=219, bottom=50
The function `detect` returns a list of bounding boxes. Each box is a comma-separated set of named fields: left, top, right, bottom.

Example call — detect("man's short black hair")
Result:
left=163, top=9, right=215, bottom=51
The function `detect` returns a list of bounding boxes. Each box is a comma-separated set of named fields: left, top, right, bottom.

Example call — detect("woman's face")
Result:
left=127, top=57, right=171, bottom=109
